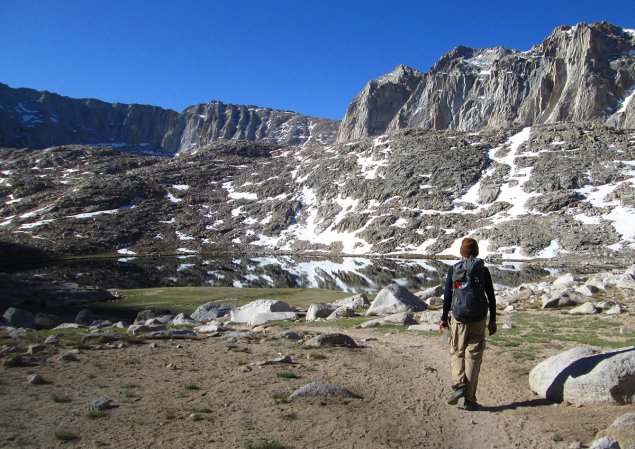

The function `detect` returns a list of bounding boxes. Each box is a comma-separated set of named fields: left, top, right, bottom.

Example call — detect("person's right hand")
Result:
left=439, top=320, right=449, bottom=334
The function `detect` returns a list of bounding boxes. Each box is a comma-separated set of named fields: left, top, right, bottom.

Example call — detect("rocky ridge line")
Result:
left=338, top=22, right=635, bottom=142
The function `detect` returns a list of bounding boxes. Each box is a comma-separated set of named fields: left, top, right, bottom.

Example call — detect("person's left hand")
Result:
left=488, top=321, right=497, bottom=336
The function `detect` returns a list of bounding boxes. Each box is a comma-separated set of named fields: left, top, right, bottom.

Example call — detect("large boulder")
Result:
left=75, top=309, right=98, bottom=326
left=568, top=302, right=599, bottom=315
left=414, top=285, right=443, bottom=301
left=595, top=413, right=635, bottom=449
left=2, top=307, right=35, bottom=328
left=529, top=346, right=635, bottom=404
left=172, top=313, right=198, bottom=326
left=361, top=312, right=417, bottom=328
left=366, top=284, right=427, bottom=316
left=134, top=308, right=175, bottom=324
left=332, top=294, right=370, bottom=309
left=230, top=300, right=299, bottom=326
left=303, top=333, right=359, bottom=348
left=191, top=302, right=234, bottom=322
left=326, top=306, right=356, bottom=321
left=306, top=303, right=338, bottom=322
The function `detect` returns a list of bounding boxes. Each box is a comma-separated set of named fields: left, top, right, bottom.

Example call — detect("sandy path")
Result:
left=0, top=326, right=624, bottom=449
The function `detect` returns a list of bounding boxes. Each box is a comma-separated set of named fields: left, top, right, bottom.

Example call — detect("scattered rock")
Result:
left=568, top=302, right=599, bottom=315
left=504, top=305, right=515, bottom=313
left=88, top=397, right=111, bottom=411
left=425, top=296, right=443, bottom=307
left=419, top=311, right=443, bottom=324
left=287, top=381, right=362, bottom=401
left=366, top=284, right=427, bottom=316
left=306, top=303, right=339, bottom=322
left=414, top=285, right=444, bottom=302
left=272, top=330, right=303, bottom=341
left=172, top=313, right=198, bottom=326
left=27, top=374, right=46, bottom=385
left=75, top=309, right=98, bottom=326
left=4, top=354, right=37, bottom=367
left=127, top=324, right=166, bottom=335
left=303, top=333, right=359, bottom=349
left=59, top=351, right=80, bottom=362
left=408, top=324, right=438, bottom=332
left=2, top=308, right=35, bottom=329
left=27, top=344, right=46, bottom=354
left=34, top=312, right=64, bottom=330
left=605, top=305, right=623, bottom=316
left=333, top=294, right=370, bottom=309
left=135, top=308, right=175, bottom=324
left=195, top=322, right=226, bottom=333
left=361, top=312, right=417, bottom=328
left=620, top=326, right=634, bottom=335
left=53, top=323, right=84, bottom=330
left=0, top=345, right=17, bottom=356
left=148, top=329, right=197, bottom=339
left=326, top=306, right=356, bottom=321
left=230, top=299, right=299, bottom=326
left=191, top=302, right=235, bottom=322
left=589, top=437, right=621, bottom=449
left=595, top=413, right=635, bottom=449
left=502, top=323, right=514, bottom=330
left=9, top=328, right=29, bottom=338
left=253, top=354, right=294, bottom=366
left=165, top=363, right=178, bottom=370
left=82, top=332, right=123, bottom=344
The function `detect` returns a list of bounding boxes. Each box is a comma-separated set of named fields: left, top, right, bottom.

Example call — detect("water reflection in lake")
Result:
left=16, top=255, right=556, bottom=293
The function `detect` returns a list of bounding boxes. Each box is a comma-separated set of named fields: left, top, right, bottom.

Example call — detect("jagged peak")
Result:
left=375, top=64, right=424, bottom=84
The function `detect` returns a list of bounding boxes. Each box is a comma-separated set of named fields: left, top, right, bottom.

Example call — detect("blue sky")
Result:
left=1, top=1, right=634, bottom=120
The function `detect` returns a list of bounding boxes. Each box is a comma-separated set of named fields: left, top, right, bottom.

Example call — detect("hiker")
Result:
left=439, top=237, right=497, bottom=411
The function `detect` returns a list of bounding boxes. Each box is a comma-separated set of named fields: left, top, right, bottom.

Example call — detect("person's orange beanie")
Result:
left=460, top=238, right=479, bottom=258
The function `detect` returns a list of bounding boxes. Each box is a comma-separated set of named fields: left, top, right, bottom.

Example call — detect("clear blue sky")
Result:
left=2, top=0, right=634, bottom=120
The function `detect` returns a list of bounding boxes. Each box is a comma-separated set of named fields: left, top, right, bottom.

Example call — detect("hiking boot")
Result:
left=447, top=388, right=465, bottom=405
left=464, top=399, right=479, bottom=411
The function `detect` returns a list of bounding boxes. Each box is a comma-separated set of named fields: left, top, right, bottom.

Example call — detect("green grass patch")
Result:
left=87, top=410, right=108, bottom=419
left=491, top=310, right=635, bottom=354
left=276, top=371, right=299, bottom=380
left=184, top=384, right=200, bottom=390
left=99, top=286, right=361, bottom=315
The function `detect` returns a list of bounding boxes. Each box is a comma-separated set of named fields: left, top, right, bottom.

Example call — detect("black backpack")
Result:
left=451, top=257, right=489, bottom=323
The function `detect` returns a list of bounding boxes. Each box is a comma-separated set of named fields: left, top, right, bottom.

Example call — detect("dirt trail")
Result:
left=0, top=326, right=624, bottom=449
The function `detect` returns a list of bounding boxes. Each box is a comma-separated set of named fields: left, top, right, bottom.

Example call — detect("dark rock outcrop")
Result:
left=0, top=83, right=338, bottom=154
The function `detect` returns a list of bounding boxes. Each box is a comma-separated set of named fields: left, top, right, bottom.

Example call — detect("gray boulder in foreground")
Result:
left=529, top=346, right=635, bottom=404
left=595, top=413, right=635, bottom=449
left=366, top=284, right=427, bottom=316
left=288, top=381, right=362, bottom=401
left=303, top=333, right=359, bottom=348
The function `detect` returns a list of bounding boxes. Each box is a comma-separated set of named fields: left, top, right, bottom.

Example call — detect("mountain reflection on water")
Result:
left=18, top=255, right=555, bottom=293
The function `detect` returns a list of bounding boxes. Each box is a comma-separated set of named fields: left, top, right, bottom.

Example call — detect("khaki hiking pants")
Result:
left=449, top=318, right=486, bottom=402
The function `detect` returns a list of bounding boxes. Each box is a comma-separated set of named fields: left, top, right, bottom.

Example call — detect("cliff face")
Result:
left=0, top=84, right=339, bottom=154
left=337, top=22, right=635, bottom=142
